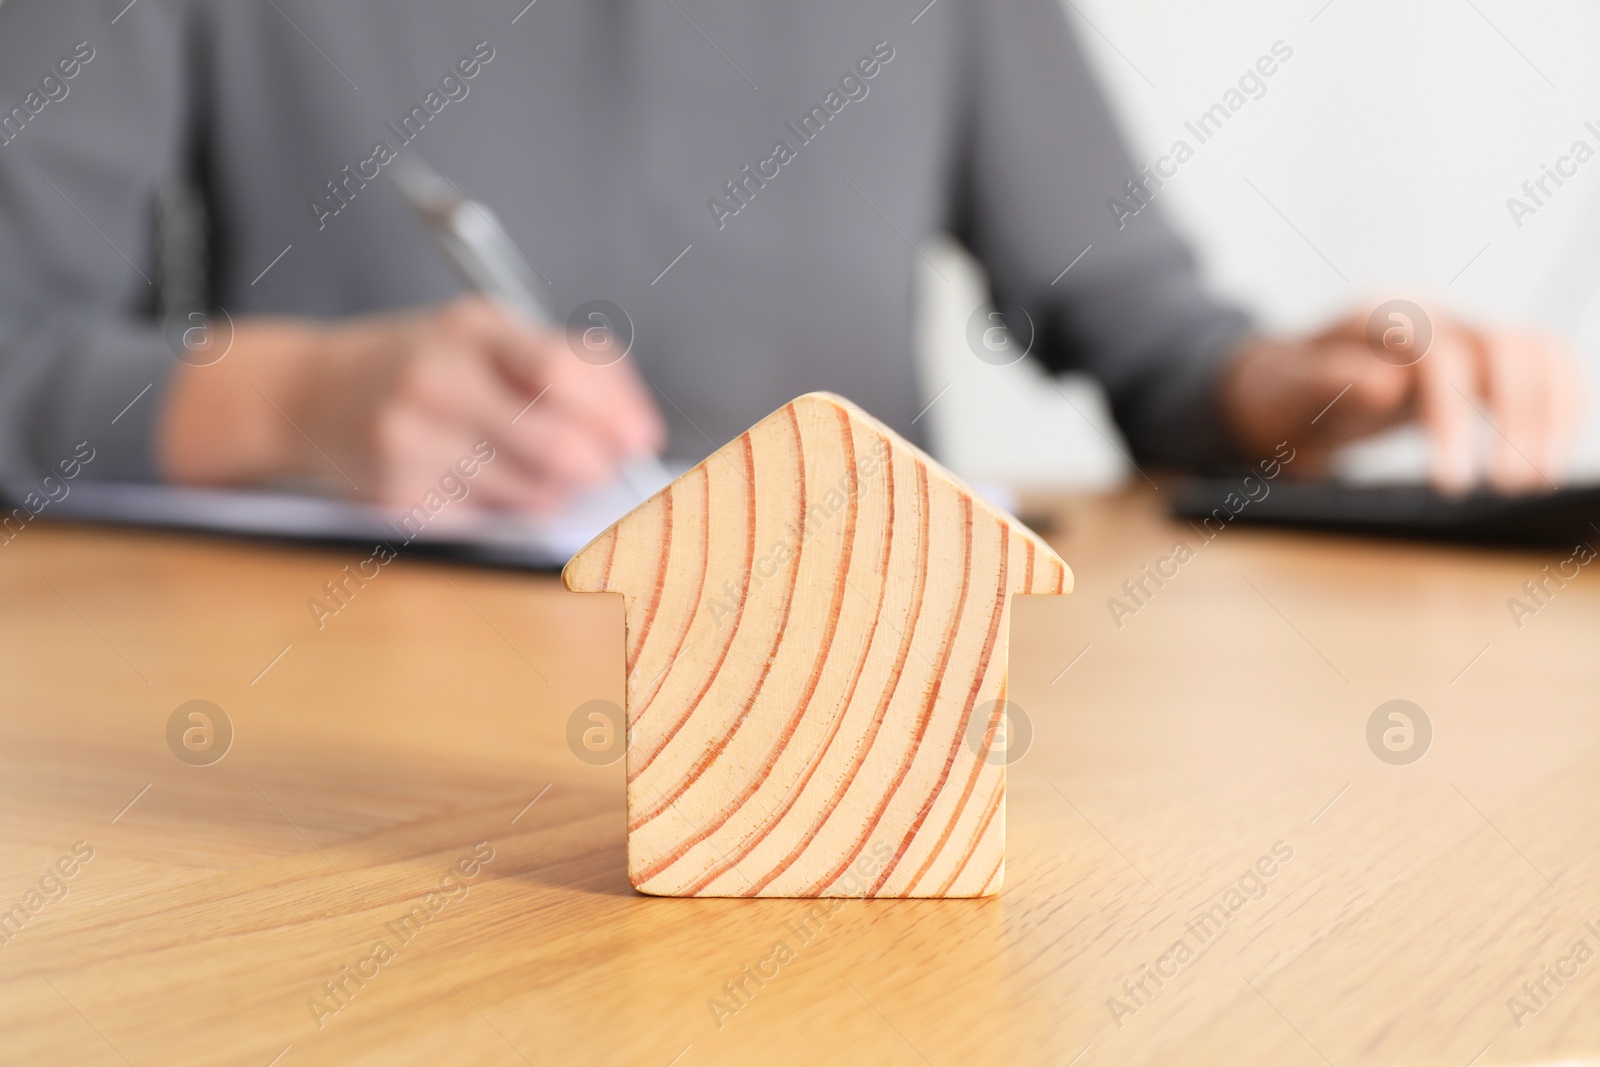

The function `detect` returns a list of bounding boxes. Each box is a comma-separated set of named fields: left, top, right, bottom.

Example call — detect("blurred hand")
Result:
left=159, top=295, right=666, bottom=511
left=1220, top=305, right=1585, bottom=493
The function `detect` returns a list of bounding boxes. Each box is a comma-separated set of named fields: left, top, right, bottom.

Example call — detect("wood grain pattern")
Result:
left=564, top=393, right=1070, bottom=897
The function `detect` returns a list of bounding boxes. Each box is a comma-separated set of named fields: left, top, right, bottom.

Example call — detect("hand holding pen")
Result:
left=159, top=165, right=666, bottom=511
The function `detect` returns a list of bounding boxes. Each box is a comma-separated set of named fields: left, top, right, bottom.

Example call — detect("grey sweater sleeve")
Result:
left=951, top=0, right=1254, bottom=470
left=0, top=0, right=190, bottom=484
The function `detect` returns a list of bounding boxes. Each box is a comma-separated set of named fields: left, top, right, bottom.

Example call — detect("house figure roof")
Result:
left=564, top=392, right=1071, bottom=897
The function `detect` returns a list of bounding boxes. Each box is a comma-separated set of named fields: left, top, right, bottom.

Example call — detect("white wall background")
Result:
left=920, top=0, right=1600, bottom=487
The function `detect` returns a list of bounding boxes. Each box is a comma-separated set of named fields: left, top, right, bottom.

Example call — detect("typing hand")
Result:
left=159, top=295, right=666, bottom=511
left=1219, top=304, right=1585, bottom=494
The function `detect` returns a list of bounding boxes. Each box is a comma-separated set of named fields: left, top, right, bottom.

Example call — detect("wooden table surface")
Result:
left=1, top=489, right=1597, bottom=1067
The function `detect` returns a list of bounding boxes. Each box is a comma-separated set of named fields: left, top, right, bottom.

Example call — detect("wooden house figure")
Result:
left=563, top=393, right=1071, bottom=897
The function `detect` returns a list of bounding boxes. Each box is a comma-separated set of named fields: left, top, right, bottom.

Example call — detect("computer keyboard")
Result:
left=1168, top=478, right=1600, bottom=547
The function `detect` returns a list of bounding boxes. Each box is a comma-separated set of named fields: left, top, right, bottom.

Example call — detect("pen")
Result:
left=393, top=157, right=671, bottom=499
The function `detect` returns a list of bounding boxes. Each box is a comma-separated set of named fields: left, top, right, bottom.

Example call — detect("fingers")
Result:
left=1308, top=300, right=1485, bottom=492
left=1543, top=336, right=1588, bottom=478
left=378, top=295, right=671, bottom=511
left=1414, top=325, right=1481, bottom=495
left=1298, top=341, right=1412, bottom=443
left=1438, top=325, right=1586, bottom=495
left=1322, top=308, right=1587, bottom=495
left=374, top=403, right=566, bottom=514
left=1471, top=329, right=1552, bottom=493
left=437, top=296, right=666, bottom=464
left=538, top=345, right=667, bottom=461
left=395, top=341, right=620, bottom=499
left=1219, top=334, right=1411, bottom=468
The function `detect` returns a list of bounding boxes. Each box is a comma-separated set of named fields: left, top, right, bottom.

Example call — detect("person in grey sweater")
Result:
left=0, top=0, right=1581, bottom=511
